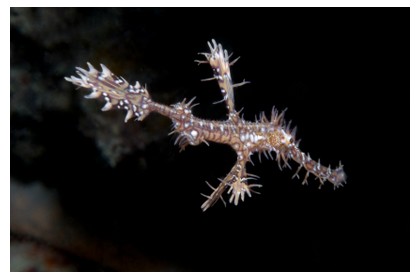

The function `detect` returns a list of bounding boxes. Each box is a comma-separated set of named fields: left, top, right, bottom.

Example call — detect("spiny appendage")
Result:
left=168, top=97, right=208, bottom=151
left=201, top=158, right=261, bottom=211
left=195, top=39, right=249, bottom=118
left=289, top=145, right=347, bottom=189
left=64, top=63, right=152, bottom=122
left=252, top=107, right=294, bottom=168
left=265, top=108, right=346, bottom=188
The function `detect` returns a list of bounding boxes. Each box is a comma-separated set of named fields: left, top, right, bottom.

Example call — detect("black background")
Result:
left=11, top=8, right=409, bottom=271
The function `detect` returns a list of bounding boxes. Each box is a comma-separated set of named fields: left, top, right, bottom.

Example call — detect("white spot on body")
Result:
left=142, top=104, right=148, bottom=109
left=250, top=134, right=255, bottom=142
left=251, top=134, right=264, bottom=143
left=191, top=130, right=198, bottom=138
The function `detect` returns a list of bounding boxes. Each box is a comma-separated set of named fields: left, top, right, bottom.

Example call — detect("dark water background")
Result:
left=10, top=8, right=409, bottom=271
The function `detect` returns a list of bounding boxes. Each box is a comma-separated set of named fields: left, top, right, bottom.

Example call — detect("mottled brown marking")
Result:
left=65, top=40, right=346, bottom=211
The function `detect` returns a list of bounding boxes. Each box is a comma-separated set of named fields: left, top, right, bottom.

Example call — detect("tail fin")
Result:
left=65, top=63, right=152, bottom=122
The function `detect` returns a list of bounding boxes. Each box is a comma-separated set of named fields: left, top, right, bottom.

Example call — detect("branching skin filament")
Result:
left=65, top=39, right=346, bottom=211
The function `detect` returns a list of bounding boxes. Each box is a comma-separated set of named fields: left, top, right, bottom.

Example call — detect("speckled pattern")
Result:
left=11, top=8, right=409, bottom=271
left=66, top=40, right=346, bottom=211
